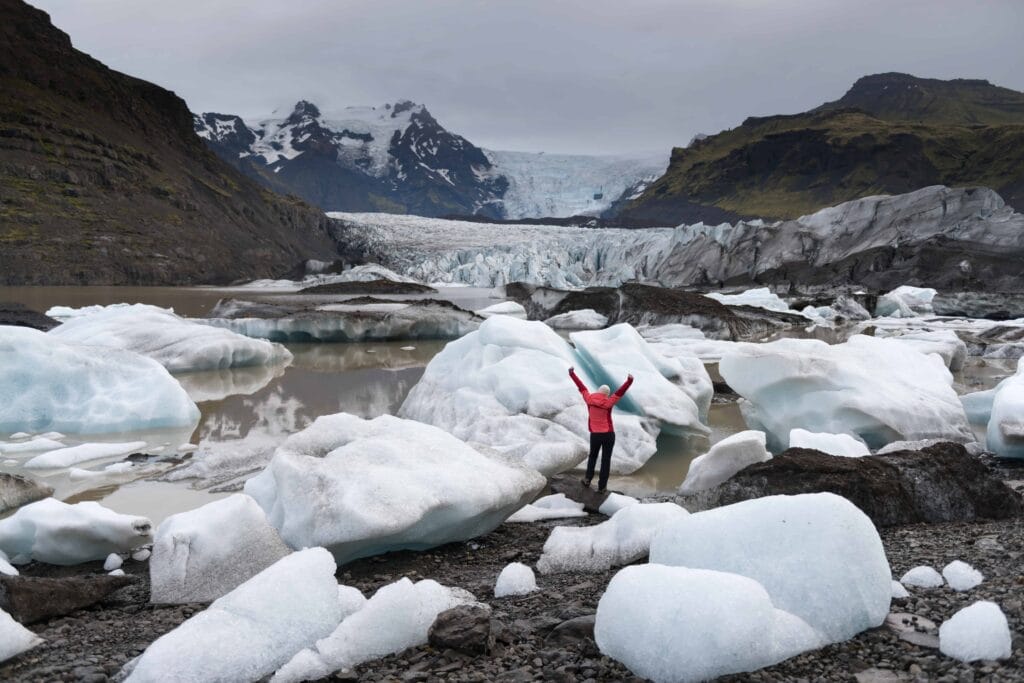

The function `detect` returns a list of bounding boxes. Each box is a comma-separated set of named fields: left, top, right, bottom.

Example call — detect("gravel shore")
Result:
left=2, top=503, right=1022, bottom=682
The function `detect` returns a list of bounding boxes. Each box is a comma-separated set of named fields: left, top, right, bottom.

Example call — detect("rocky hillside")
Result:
left=196, top=102, right=666, bottom=220
left=0, top=0, right=338, bottom=285
left=619, top=73, right=1024, bottom=225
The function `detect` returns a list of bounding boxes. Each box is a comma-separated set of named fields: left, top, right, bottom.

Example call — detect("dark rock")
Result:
left=0, top=574, right=133, bottom=624
left=550, top=475, right=610, bottom=514
left=427, top=605, right=492, bottom=655
left=506, top=282, right=804, bottom=340
left=680, top=442, right=1023, bottom=526
left=545, top=614, right=596, bottom=645
left=0, top=473, right=53, bottom=514
left=297, top=279, right=437, bottom=295
left=0, top=302, right=60, bottom=331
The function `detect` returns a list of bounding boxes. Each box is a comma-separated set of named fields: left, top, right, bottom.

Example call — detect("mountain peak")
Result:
left=817, top=72, right=1024, bottom=125
left=286, top=100, right=321, bottom=124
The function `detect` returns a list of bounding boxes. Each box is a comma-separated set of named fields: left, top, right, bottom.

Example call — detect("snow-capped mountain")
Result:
left=194, top=101, right=666, bottom=219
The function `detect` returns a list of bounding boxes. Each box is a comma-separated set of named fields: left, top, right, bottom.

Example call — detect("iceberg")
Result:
left=506, top=493, right=587, bottom=523
left=245, top=413, right=545, bottom=564
left=719, top=335, right=973, bottom=451
left=0, top=326, right=200, bottom=435
left=705, top=287, right=793, bottom=313
left=877, top=329, right=967, bottom=371
left=544, top=309, right=609, bottom=330
left=399, top=316, right=692, bottom=475
left=48, top=304, right=292, bottom=373
left=494, top=562, right=538, bottom=597
left=273, top=578, right=480, bottom=683
left=537, top=502, right=689, bottom=574
left=0, top=437, right=65, bottom=455
left=678, top=430, right=771, bottom=495
left=570, top=323, right=712, bottom=428
left=986, top=358, right=1024, bottom=458
left=875, top=286, right=937, bottom=318
left=938, top=601, right=1012, bottom=662
left=149, top=494, right=291, bottom=604
left=0, top=607, right=42, bottom=663
left=23, top=441, right=147, bottom=469
left=126, top=548, right=342, bottom=683
left=476, top=301, right=528, bottom=319
left=0, top=498, right=152, bottom=565
left=595, top=564, right=822, bottom=683
left=650, top=493, right=891, bottom=642
left=788, top=429, right=870, bottom=457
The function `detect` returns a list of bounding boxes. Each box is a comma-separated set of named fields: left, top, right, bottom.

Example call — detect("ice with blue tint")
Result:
left=986, top=358, right=1024, bottom=458
left=719, top=335, right=972, bottom=452
left=650, top=493, right=891, bottom=643
left=0, top=326, right=200, bottom=435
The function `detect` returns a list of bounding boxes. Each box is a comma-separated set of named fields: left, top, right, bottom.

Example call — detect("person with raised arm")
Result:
left=568, top=367, right=634, bottom=494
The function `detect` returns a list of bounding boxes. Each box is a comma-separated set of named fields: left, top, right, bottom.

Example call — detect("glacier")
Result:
left=329, top=186, right=1024, bottom=289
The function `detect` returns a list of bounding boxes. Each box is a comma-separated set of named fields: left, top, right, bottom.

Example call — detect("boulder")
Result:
left=0, top=574, right=132, bottom=624
left=0, top=473, right=53, bottom=515
left=678, top=443, right=1022, bottom=527
left=428, top=605, right=493, bottom=655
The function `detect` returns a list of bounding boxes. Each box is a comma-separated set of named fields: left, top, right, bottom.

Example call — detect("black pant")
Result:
left=585, top=432, right=616, bottom=491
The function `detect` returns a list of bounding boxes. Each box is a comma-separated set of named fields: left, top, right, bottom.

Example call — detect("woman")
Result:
left=568, top=367, right=634, bottom=493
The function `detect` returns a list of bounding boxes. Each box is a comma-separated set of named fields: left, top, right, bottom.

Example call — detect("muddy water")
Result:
left=1, top=286, right=1018, bottom=522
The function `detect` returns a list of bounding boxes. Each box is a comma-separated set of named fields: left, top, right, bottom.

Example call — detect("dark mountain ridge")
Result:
left=618, top=73, right=1024, bottom=225
left=0, top=0, right=337, bottom=285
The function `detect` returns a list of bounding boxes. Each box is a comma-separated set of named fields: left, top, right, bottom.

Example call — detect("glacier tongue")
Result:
left=329, top=186, right=1024, bottom=290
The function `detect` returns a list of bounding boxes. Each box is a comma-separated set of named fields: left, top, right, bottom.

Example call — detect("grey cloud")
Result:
left=30, top=0, right=1024, bottom=154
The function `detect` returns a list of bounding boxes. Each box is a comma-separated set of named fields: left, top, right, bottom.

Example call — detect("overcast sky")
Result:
left=30, top=0, right=1024, bottom=155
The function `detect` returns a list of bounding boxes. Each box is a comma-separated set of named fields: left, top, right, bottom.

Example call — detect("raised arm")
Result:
left=613, top=374, right=634, bottom=398
left=568, top=367, right=589, bottom=397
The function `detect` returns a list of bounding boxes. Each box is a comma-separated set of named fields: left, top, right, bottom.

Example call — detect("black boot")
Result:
left=581, top=478, right=591, bottom=488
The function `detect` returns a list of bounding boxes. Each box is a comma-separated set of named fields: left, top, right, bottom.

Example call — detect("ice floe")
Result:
left=650, top=493, right=890, bottom=642
left=0, top=499, right=152, bottom=565
left=150, top=494, right=291, bottom=604
left=48, top=304, right=292, bottom=372
left=273, top=578, right=481, bottom=683
left=23, top=441, right=147, bottom=469
left=678, top=430, right=771, bottom=495
left=537, top=502, right=689, bottom=574
left=0, top=607, right=42, bottom=664
left=245, top=413, right=545, bottom=564
left=596, top=564, right=823, bottom=682
left=986, top=358, right=1024, bottom=458
left=476, top=301, right=527, bottom=319
left=126, top=548, right=342, bottom=683
left=400, top=316, right=708, bottom=476
left=875, top=286, right=937, bottom=318
left=544, top=309, right=609, bottom=330
left=506, top=493, right=587, bottom=523
left=720, top=335, right=973, bottom=451
left=0, top=326, right=199, bottom=436
left=788, top=429, right=870, bottom=457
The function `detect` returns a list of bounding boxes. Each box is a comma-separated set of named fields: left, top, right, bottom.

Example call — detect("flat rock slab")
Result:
left=0, top=574, right=133, bottom=624
left=0, top=302, right=59, bottom=331
left=549, top=476, right=610, bottom=514
left=679, top=442, right=1023, bottom=527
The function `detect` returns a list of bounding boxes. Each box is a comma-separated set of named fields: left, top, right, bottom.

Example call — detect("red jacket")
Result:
left=569, top=368, right=634, bottom=434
